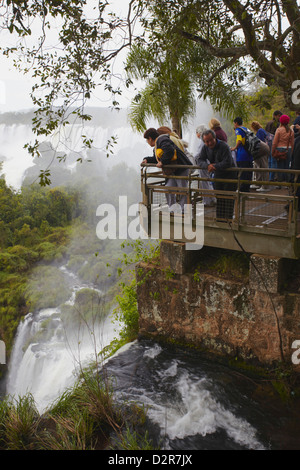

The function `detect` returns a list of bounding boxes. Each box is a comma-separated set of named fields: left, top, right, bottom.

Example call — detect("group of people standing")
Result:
left=141, top=111, right=300, bottom=220
left=232, top=111, right=296, bottom=191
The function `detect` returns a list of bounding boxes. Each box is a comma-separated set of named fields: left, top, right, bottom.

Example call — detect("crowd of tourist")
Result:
left=141, top=110, right=300, bottom=218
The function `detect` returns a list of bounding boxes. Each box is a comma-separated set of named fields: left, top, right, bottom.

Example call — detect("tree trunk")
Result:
left=171, top=115, right=182, bottom=138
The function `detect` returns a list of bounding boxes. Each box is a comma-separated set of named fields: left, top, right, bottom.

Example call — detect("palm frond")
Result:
left=128, top=81, right=168, bottom=132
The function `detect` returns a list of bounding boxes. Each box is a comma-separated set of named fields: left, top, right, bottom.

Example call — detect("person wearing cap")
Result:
left=271, top=115, right=294, bottom=183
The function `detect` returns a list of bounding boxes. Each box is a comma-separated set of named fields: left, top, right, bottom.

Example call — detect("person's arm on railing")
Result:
left=195, top=145, right=209, bottom=169
left=141, top=156, right=157, bottom=165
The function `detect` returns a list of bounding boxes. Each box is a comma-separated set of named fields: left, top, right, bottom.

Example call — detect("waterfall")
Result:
left=0, top=104, right=210, bottom=189
left=6, top=309, right=118, bottom=413
left=0, top=123, right=36, bottom=188
left=6, top=266, right=122, bottom=414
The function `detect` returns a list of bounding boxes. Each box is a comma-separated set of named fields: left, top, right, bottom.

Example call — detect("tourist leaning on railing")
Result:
left=142, top=127, right=192, bottom=212
left=196, top=129, right=237, bottom=222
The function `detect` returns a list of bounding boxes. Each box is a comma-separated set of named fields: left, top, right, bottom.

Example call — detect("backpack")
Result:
left=239, top=127, right=270, bottom=160
left=155, top=134, right=192, bottom=176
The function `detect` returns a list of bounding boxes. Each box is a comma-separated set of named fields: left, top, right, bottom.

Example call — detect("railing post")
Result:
left=188, top=168, right=192, bottom=206
left=235, top=168, right=242, bottom=226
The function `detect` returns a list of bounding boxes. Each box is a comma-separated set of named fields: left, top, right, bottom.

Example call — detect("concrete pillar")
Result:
left=249, top=254, right=293, bottom=294
left=160, top=240, right=196, bottom=275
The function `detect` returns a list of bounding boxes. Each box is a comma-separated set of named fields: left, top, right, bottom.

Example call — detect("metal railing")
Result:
left=140, top=163, right=300, bottom=244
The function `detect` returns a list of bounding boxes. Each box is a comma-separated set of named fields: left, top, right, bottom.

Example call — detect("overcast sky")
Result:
left=0, top=0, right=136, bottom=112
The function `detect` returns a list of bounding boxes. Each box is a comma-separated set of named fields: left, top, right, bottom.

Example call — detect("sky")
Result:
left=0, top=0, right=213, bottom=188
left=0, top=0, right=136, bottom=112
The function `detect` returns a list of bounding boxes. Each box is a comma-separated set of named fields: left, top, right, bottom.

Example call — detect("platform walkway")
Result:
left=140, top=164, right=300, bottom=259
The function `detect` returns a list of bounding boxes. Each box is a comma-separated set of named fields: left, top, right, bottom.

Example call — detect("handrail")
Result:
left=141, top=162, right=300, bottom=177
left=141, top=164, right=300, bottom=189
left=141, top=164, right=300, bottom=226
left=140, top=164, right=300, bottom=257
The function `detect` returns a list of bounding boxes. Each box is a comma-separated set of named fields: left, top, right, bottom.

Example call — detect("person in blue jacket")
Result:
left=230, top=117, right=253, bottom=192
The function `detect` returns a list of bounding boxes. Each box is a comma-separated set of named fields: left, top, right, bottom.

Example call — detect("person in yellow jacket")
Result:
left=142, top=127, right=192, bottom=212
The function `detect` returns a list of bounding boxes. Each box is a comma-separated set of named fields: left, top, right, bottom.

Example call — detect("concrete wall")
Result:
left=136, top=241, right=300, bottom=368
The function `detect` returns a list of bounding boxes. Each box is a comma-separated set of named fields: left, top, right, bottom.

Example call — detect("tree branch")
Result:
left=178, top=29, right=249, bottom=59
left=202, top=57, right=239, bottom=85
left=281, top=0, right=300, bottom=36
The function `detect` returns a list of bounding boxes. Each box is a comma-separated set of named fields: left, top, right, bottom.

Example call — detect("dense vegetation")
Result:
left=0, top=159, right=141, bottom=361
left=0, top=371, right=157, bottom=450
left=0, top=177, right=73, bottom=357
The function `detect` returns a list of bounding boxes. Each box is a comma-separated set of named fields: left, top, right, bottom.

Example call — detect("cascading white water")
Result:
left=152, top=368, right=262, bottom=449
left=6, top=266, right=122, bottom=414
left=0, top=123, right=36, bottom=188
left=107, top=342, right=266, bottom=450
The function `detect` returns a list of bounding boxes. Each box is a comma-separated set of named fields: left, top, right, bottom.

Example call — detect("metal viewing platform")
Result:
left=140, top=164, right=300, bottom=259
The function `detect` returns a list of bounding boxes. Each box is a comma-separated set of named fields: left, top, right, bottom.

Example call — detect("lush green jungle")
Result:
left=0, top=159, right=142, bottom=361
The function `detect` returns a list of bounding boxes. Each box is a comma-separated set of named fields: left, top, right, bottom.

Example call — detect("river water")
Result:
left=3, top=264, right=300, bottom=451
left=104, top=339, right=300, bottom=450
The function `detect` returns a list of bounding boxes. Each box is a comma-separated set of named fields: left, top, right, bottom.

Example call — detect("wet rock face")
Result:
left=136, top=246, right=300, bottom=368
